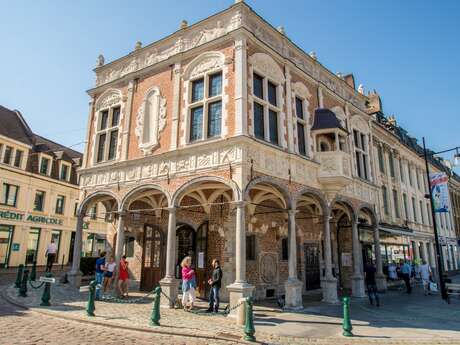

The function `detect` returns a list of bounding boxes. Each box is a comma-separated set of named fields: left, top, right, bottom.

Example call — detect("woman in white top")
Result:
left=419, top=260, right=432, bottom=295
left=103, top=256, right=117, bottom=295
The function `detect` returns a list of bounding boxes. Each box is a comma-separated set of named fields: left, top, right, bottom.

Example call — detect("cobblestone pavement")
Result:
left=2, top=276, right=460, bottom=344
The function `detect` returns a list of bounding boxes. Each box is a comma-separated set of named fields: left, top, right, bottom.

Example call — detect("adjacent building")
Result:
left=68, top=0, right=459, bottom=310
left=0, top=106, right=106, bottom=268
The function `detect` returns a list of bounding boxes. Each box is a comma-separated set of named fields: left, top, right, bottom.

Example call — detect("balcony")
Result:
left=317, top=151, right=352, bottom=189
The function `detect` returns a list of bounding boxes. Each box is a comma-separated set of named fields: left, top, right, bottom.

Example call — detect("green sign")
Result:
left=0, top=210, right=63, bottom=226
left=12, top=243, right=20, bottom=251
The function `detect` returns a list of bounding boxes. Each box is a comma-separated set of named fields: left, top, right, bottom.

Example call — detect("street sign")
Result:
left=12, top=243, right=20, bottom=251
left=39, top=276, right=56, bottom=283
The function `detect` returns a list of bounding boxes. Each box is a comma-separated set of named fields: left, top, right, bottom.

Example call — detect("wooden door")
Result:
left=195, top=222, right=208, bottom=299
left=304, top=243, right=320, bottom=290
left=141, top=225, right=164, bottom=291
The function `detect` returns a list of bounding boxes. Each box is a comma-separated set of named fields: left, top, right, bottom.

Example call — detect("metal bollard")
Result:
left=243, top=297, right=256, bottom=342
left=150, top=286, right=161, bottom=326
left=40, top=272, right=52, bottom=306
left=30, top=261, right=37, bottom=281
left=86, top=280, right=97, bottom=316
left=342, top=296, right=353, bottom=337
left=19, top=269, right=29, bottom=297
left=15, top=264, right=24, bottom=288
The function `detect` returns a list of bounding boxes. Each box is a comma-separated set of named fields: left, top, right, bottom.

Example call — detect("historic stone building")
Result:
left=0, top=106, right=106, bottom=269
left=69, top=0, right=457, bottom=309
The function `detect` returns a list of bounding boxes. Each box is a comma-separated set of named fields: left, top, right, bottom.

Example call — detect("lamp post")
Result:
left=422, top=137, right=460, bottom=301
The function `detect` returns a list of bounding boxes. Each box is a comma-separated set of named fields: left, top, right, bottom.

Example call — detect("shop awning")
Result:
left=379, top=224, right=414, bottom=237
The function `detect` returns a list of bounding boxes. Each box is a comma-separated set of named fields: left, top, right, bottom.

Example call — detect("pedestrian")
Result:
left=45, top=239, right=57, bottom=272
left=401, top=260, right=412, bottom=294
left=118, top=255, right=129, bottom=298
left=364, top=261, right=380, bottom=307
left=388, top=261, right=398, bottom=281
left=95, top=251, right=106, bottom=300
left=419, top=260, right=432, bottom=295
left=181, top=256, right=196, bottom=311
left=207, top=259, right=223, bottom=313
left=103, top=256, right=116, bottom=296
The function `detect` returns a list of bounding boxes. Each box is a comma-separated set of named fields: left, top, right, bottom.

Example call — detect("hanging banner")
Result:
left=430, top=172, right=450, bottom=213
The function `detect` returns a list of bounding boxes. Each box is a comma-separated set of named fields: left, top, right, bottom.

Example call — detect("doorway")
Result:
left=304, top=242, right=320, bottom=290
left=0, top=225, right=14, bottom=268
left=140, top=225, right=164, bottom=291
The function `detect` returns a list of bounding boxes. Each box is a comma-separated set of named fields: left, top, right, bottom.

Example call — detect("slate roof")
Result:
left=311, top=108, right=347, bottom=132
left=0, top=106, right=33, bottom=145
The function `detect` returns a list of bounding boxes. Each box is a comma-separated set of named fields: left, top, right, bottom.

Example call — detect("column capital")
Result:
left=288, top=209, right=298, bottom=217
left=117, top=211, right=127, bottom=218
left=166, top=206, right=176, bottom=213
left=235, top=200, right=247, bottom=208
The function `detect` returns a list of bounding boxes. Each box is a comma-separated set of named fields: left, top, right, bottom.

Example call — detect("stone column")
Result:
left=284, top=209, right=303, bottom=309
left=160, top=207, right=179, bottom=308
left=169, top=63, right=182, bottom=150
left=413, top=241, right=420, bottom=261
left=373, top=224, right=387, bottom=291
left=421, top=242, right=429, bottom=263
left=321, top=208, right=338, bottom=303
left=351, top=219, right=365, bottom=297
left=121, top=80, right=135, bottom=161
left=227, top=201, right=254, bottom=317
left=68, top=214, right=84, bottom=287
left=114, top=212, right=126, bottom=264
left=234, top=37, right=248, bottom=136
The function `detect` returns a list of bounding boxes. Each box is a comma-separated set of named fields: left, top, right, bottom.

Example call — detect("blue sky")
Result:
left=1, top=0, right=459, bottom=161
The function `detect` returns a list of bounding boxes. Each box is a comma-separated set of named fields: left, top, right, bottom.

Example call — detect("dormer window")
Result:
left=13, top=150, right=23, bottom=168
left=3, top=146, right=12, bottom=164
left=59, top=162, right=71, bottom=181
left=189, top=71, right=223, bottom=142
left=39, top=155, right=52, bottom=176
left=96, top=106, right=120, bottom=163
left=252, top=73, right=280, bottom=146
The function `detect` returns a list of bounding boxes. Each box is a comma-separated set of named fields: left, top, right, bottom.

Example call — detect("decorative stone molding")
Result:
left=259, top=252, right=278, bottom=284
left=248, top=53, right=285, bottom=83
left=351, top=114, right=370, bottom=134
left=95, top=88, right=122, bottom=111
left=183, top=51, right=225, bottom=80
left=292, top=81, right=311, bottom=100
left=134, top=86, right=167, bottom=155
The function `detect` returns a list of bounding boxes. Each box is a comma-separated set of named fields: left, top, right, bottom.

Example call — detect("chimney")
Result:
left=367, top=90, right=382, bottom=114
left=343, top=74, right=355, bottom=89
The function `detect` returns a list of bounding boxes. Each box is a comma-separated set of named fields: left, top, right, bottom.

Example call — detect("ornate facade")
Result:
left=69, top=0, right=458, bottom=310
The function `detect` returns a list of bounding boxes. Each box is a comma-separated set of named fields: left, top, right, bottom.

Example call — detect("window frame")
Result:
left=1, top=183, right=19, bottom=207
left=39, top=154, right=52, bottom=176
left=251, top=71, right=281, bottom=146
left=33, top=190, right=46, bottom=212
left=59, top=161, right=72, bottom=182
left=295, top=96, right=309, bottom=157
left=187, top=70, right=223, bottom=143
left=95, top=105, right=121, bottom=164
left=2, top=145, right=13, bottom=165
left=353, top=129, right=370, bottom=180
left=246, top=234, right=256, bottom=261
left=13, top=149, right=23, bottom=168
left=55, top=195, right=65, bottom=215
left=382, top=186, right=389, bottom=216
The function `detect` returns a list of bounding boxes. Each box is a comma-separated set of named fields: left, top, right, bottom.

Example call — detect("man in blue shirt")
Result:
left=95, top=252, right=106, bottom=300
left=400, top=260, right=412, bottom=294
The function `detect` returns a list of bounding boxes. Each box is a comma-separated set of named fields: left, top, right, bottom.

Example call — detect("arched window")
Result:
left=94, top=89, right=122, bottom=163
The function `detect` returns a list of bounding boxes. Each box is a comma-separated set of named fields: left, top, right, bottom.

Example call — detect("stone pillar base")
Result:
left=376, top=273, right=387, bottom=292
left=284, top=278, right=303, bottom=310
left=321, top=277, right=339, bottom=304
left=226, top=282, right=254, bottom=324
left=159, top=277, right=180, bottom=308
left=67, top=271, right=82, bottom=288
left=351, top=274, right=366, bottom=298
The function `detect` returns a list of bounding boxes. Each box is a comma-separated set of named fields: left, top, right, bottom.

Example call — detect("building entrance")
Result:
left=0, top=225, right=13, bottom=268
left=140, top=225, right=164, bottom=291
left=304, top=242, right=320, bottom=290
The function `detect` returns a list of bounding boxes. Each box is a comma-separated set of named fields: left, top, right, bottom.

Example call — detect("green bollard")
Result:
left=15, top=264, right=24, bottom=288
left=19, top=269, right=29, bottom=297
left=342, top=296, right=353, bottom=337
left=30, top=261, right=37, bottom=281
left=86, top=280, right=97, bottom=317
left=150, top=286, right=161, bottom=326
left=40, top=272, right=52, bottom=306
left=243, top=297, right=256, bottom=342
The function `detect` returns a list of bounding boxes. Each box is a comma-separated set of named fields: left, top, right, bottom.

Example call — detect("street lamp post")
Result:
left=422, top=137, right=459, bottom=301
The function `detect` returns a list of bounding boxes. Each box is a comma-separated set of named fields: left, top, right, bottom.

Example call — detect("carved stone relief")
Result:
left=259, top=252, right=278, bottom=284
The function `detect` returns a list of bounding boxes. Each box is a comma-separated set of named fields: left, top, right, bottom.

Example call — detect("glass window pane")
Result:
left=60, top=164, right=69, bottom=180
left=100, top=110, right=109, bottom=130
left=3, top=146, right=12, bottom=164
left=190, top=106, right=203, bottom=142
left=51, top=230, right=61, bottom=257
left=297, top=123, right=306, bottom=155
left=55, top=195, right=65, bottom=214
left=34, top=191, right=45, bottom=211
left=207, top=101, right=222, bottom=138
left=97, top=133, right=106, bottom=162
left=268, top=81, right=277, bottom=106
left=191, top=78, right=204, bottom=102
left=111, top=107, right=120, bottom=127
left=295, top=97, right=303, bottom=119
left=14, top=150, right=23, bottom=168
left=269, top=110, right=278, bottom=145
left=253, top=102, right=264, bottom=140
left=108, top=130, right=118, bottom=160
left=253, top=73, right=263, bottom=99
left=208, top=72, right=222, bottom=97
left=26, top=228, right=40, bottom=265
left=40, top=157, right=49, bottom=174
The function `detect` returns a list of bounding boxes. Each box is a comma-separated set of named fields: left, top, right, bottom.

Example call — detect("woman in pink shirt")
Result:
left=181, top=256, right=196, bottom=311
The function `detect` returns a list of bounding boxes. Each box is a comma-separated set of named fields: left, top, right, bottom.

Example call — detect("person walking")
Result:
left=95, top=251, right=106, bottom=300
left=401, top=260, right=412, bottom=294
left=181, top=256, right=196, bottom=311
left=118, top=255, right=129, bottom=298
left=207, top=259, right=223, bottom=313
left=103, top=256, right=116, bottom=297
left=364, top=261, right=380, bottom=307
left=45, top=239, right=57, bottom=272
left=419, top=260, right=432, bottom=295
